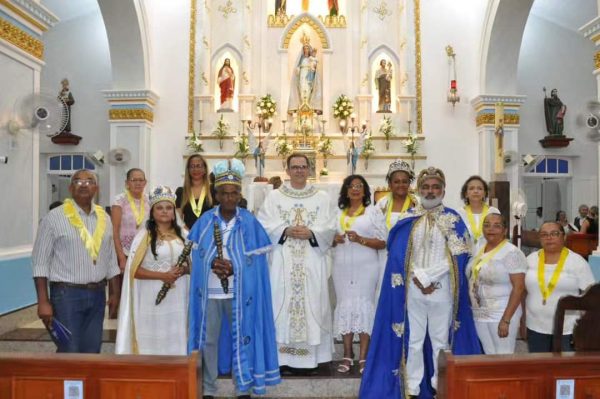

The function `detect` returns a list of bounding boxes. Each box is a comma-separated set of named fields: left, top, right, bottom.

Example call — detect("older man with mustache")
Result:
left=360, top=167, right=481, bottom=399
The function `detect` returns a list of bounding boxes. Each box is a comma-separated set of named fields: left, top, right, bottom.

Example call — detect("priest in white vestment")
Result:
left=257, top=153, right=336, bottom=369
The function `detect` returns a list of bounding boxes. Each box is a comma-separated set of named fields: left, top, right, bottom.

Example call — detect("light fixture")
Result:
left=446, top=45, right=460, bottom=107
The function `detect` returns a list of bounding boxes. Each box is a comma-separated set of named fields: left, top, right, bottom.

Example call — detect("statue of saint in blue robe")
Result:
left=187, top=207, right=281, bottom=394
left=359, top=206, right=481, bottom=399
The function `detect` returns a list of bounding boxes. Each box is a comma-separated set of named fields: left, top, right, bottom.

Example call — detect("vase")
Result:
left=364, top=158, right=369, bottom=170
left=385, top=139, right=390, bottom=150
left=323, top=158, right=328, bottom=168
left=410, top=155, right=415, bottom=170
left=219, top=139, right=224, bottom=150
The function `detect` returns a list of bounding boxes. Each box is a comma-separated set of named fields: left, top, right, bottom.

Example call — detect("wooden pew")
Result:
left=438, top=351, right=600, bottom=399
left=565, top=233, right=598, bottom=260
left=0, top=351, right=199, bottom=399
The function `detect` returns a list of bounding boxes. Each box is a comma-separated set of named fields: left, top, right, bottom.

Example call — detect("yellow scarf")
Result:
left=385, top=194, right=412, bottom=230
left=63, top=198, right=106, bottom=262
left=465, top=204, right=489, bottom=243
left=340, top=205, right=365, bottom=233
left=538, top=247, right=569, bottom=305
left=125, top=189, right=145, bottom=228
left=190, top=187, right=206, bottom=218
left=470, top=239, right=508, bottom=281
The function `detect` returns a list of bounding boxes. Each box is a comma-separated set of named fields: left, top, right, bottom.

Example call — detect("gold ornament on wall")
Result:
left=373, top=1, right=392, bottom=21
left=218, top=0, right=237, bottom=18
left=0, top=18, right=44, bottom=59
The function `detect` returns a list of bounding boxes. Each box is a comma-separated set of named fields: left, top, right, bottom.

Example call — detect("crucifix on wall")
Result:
left=494, top=102, right=504, bottom=175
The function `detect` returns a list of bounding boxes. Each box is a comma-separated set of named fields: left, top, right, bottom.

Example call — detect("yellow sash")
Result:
left=465, top=204, right=489, bottom=243
left=385, top=194, right=412, bottom=230
left=470, top=239, right=508, bottom=281
left=537, top=247, right=569, bottom=305
left=340, top=205, right=365, bottom=233
left=125, top=189, right=145, bottom=228
left=190, top=187, right=206, bottom=218
left=127, top=232, right=150, bottom=355
left=63, top=199, right=106, bottom=262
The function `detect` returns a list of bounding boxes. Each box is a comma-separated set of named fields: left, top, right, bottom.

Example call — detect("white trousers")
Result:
left=405, top=284, right=452, bottom=396
left=475, top=310, right=521, bottom=354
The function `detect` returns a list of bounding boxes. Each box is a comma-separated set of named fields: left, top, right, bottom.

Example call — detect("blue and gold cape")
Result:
left=187, top=207, right=281, bottom=394
left=359, top=205, right=481, bottom=399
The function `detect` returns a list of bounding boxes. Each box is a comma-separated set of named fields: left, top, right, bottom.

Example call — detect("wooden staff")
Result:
left=213, top=221, right=229, bottom=294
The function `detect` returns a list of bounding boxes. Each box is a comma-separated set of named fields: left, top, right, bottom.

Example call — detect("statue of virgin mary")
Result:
left=288, top=43, right=322, bottom=114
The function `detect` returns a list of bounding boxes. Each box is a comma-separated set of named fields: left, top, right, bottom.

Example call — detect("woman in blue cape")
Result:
left=359, top=206, right=481, bottom=399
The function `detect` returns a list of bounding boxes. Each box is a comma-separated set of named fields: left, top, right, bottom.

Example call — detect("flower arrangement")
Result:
left=187, top=132, right=204, bottom=153
left=212, top=114, right=230, bottom=149
left=379, top=115, right=395, bottom=150
left=360, top=132, right=376, bottom=170
left=257, top=94, right=277, bottom=118
left=275, top=134, right=294, bottom=162
left=320, top=167, right=329, bottom=176
left=316, top=135, right=333, bottom=168
left=233, top=132, right=251, bottom=160
left=332, top=94, right=353, bottom=120
left=403, top=131, right=419, bottom=156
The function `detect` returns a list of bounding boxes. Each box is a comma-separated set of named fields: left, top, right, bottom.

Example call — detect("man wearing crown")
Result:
left=188, top=159, right=280, bottom=399
left=257, top=153, right=336, bottom=372
left=360, top=167, right=481, bottom=399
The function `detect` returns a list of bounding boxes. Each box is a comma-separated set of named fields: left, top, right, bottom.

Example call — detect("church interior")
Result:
left=1, top=0, right=600, bottom=398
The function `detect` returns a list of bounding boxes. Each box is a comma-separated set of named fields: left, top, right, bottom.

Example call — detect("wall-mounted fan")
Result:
left=107, top=148, right=131, bottom=166
left=503, top=150, right=519, bottom=167
left=7, top=93, right=69, bottom=137
left=576, top=100, right=600, bottom=142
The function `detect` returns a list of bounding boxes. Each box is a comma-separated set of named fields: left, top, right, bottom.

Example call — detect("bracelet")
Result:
left=500, top=319, right=510, bottom=325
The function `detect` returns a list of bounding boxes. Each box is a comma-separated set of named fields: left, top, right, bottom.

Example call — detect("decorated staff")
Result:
left=212, top=220, right=228, bottom=294
left=155, top=240, right=193, bottom=305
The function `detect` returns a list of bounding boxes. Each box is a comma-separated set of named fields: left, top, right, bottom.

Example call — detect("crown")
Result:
left=387, top=159, right=414, bottom=181
left=149, top=185, right=177, bottom=207
left=417, top=166, right=446, bottom=188
left=213, top=159, right=245, bottom=187
left=301, top=31, right=311, bottom=46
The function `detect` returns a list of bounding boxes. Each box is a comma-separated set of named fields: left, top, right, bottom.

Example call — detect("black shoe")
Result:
left=202, top=396, right=215, bottom=399
left=237, top=395, right=251, bottom=399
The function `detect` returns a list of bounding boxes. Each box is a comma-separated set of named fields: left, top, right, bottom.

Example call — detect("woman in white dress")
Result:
left=467, top=212, right=526, bottom=354
left=458, top=175, right=499, bottom=250
left=116, top=186, right=190, bottom=355
left=332, top=175, right=386, bottom=374
left=525, top=221, right=595, bottom=352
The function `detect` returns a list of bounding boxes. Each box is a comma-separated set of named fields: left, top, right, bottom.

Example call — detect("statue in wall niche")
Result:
left=543, top=87, right=567, bottom=136
left=288, top=41, right=323, bottom=115
left=328, top=0, right=339, bottom=16
left=58, top=78, right=75, bottom=133
left=217, top=58, right=235, bottom=112
left=375, top=59, right=392, bottom=113
left=275, top=0, right=286, bottom=15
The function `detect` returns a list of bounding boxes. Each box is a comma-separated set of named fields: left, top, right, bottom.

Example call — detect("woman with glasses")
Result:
left=466, top=212, right=526, bottom=354
left=116, top=186, right=190, bottom=355
left=111, top=168, right=149, bottom=317
left=458, top=176, right=499, bottom=249
left=176, top=154, right=212, bottom=230
left=525, top=221, right=595, bottom=352
left=332, top=175, right=386, bottom=374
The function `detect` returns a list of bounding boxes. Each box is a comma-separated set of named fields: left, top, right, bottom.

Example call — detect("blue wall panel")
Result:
left=0, top=256, right=35, bottom=315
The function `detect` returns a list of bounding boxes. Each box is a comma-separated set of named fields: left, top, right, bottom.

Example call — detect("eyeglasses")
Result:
left=189, top=164, right=206, bottom=170
left=290, top=165, right=308, bottom=171
left=128, top=179, right=146, bottom=183
left=539, top=231, right=563, bottom=239
left=348, top=183, right=364, bottom=190
left=72, top=179, right=96, bottom=187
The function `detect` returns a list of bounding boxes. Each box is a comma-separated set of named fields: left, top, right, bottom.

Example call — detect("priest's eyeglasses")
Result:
left=539, top=231, right=563, bottom=239
left=290, top=165, right=308, bottom=170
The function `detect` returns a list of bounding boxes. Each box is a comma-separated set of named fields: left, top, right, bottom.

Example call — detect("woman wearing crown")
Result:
left=116, top=186, right=190, bottom=355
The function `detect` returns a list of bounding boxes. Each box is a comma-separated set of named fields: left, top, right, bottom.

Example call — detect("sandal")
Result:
left=336, top=357, right=354, bottom=373
left=359, top=359, right=367, bottom=374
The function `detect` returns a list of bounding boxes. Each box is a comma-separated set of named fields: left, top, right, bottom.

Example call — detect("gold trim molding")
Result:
left=0, top=17, right=43, bottom=59
left=414, top=0, right=422, bottom=134
left=595, top=50, right=600, bottom=70
left=109, top=109, right=154, bottom=122
left=318, top=14, right=346, bottom=28
left=188, top=0, right=197, bottom=133
left=282, top=16, right=329, bottom=49
left=476, top=113, right=519, bottom=127
left=268, top=12, right=292, bottom=27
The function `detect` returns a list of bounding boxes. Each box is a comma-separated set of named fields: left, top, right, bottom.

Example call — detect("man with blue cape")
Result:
left=188, top=159, right=280, bottom=398
left=360, top=167, right=481, bottom=399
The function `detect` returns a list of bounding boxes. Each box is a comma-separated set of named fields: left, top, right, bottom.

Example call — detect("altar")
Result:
left=187, top=0, right=426, bottom=187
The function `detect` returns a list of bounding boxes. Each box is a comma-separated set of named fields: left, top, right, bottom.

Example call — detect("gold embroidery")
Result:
left=392, top=322, right=404, bottom=337
left=391, top=273, right=404, bottom=288
left=279, top=346, right=310, bottom=356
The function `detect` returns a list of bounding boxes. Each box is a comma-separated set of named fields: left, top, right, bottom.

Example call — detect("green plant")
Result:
left=379, top=115, right=395, bottom=149
left=212, top=114, right=230, bottom=149
left=233, top=132, right=250, bottom=160
left=187, top=132, right=204, bottom=153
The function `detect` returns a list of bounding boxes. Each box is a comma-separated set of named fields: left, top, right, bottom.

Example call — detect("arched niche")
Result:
left=369, top=45, right=400, bottom=113
left=280, top=13, right=331, bottom=50
left=97, top=0, right=150, bottom=89
left=212, top=44, right=243, bottom=112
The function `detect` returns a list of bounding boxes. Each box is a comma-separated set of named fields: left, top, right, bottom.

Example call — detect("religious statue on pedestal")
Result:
left=543, top=87, right=566, bottom=136
left=58, top=78, right=75, bottom=133
left=288, top=35, right=322, bottom=115
left=375, top=59, right=392, bottom=113
left=217, top=58, right=235, bottom=112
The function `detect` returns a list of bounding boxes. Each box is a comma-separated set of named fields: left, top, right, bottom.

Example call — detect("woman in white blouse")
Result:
left=332, top=175, right=386, bottom=374
left=457, top=176, right=499, bottom=250
left=525, top=221, right=595, bottom=352
left=467, top=212, right=526, bottom=354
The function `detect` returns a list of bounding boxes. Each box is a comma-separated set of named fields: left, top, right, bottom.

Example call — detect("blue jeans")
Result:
left=50, top=284, right=106, bottom=353
left=527, top=328, right=574, bottom=353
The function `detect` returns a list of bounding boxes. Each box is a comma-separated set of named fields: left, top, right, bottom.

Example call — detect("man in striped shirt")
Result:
left=32, top=169, right=121, bottom=353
